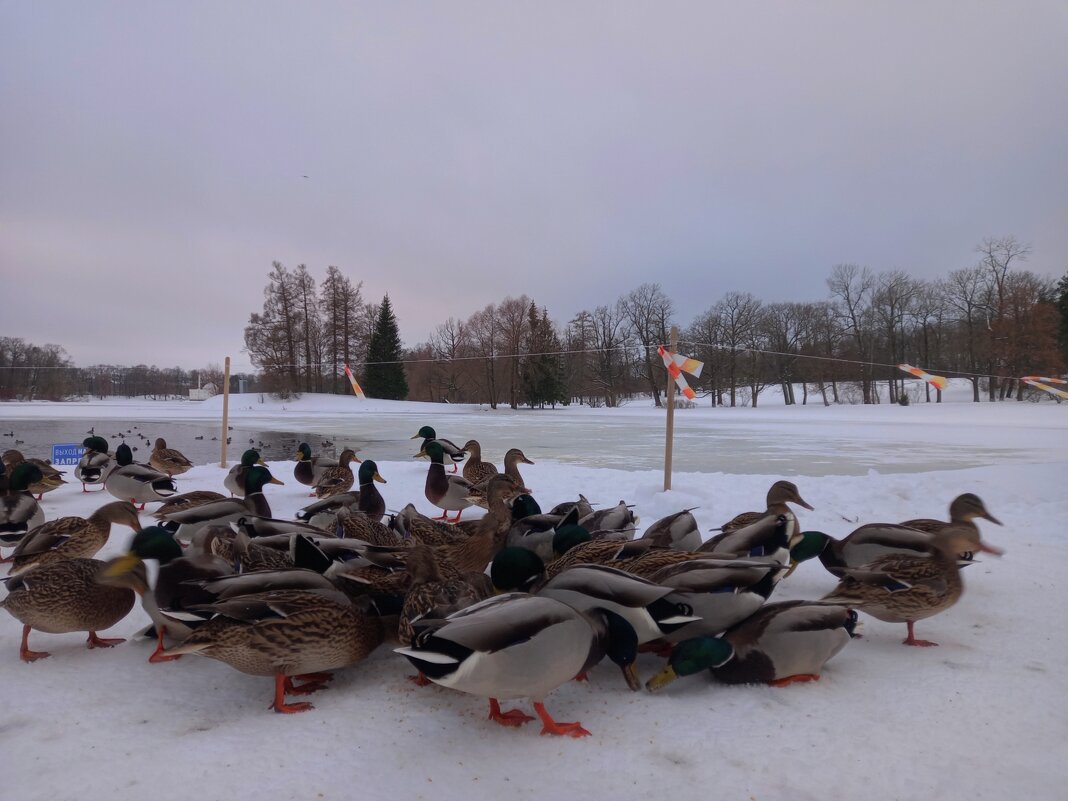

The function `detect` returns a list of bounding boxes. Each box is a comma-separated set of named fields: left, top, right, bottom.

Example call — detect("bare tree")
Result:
left=714, top=291, right=762, bottom=407
left=618, top=283, right=675, bottom=407
left=827, top=264, right=877, bottom=403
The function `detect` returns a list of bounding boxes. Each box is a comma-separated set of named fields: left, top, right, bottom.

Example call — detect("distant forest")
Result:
left=4, top=236, right=1067, bottom=406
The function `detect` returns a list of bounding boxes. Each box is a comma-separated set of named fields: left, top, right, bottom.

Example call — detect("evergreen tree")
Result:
left=1057, top=270, right=1068, bottom=365
left=362, top=294, right=409, bottom=399
left=520, top=303, right=566, bottom=408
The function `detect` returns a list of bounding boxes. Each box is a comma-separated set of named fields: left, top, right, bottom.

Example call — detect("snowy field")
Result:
left=2, top=387, right=1067, bottom=801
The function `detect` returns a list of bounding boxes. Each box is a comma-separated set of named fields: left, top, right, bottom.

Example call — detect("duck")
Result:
left=156, top=465, right=283, bottom=542
left=2, top=450, right=67, bottom=499
left=293, top=443, right=339, bottom=492
left=646, top=601, right=858, bottom=691
left=712, top=480, right=813, bottom=537
left=397, top=544, right=489, bottom=652
left=313, top=449, right=359, bottom=499
left=547, top=495, right=595, bottom=519
left=149, top=438, right=194, bottom=477
left=353, top=460, right=387, bottom=521
left=105, top=443, right=177, bottom=510
left=0, top=557, right=142, bottom=661
left=394, top=592, right=639, bottom=737
left=390, top=503, right=466, bottom=547
left=154, top=490, right=228, bottom=517
left=579, top=501, right=639, bottom=537
left=899, top=493, right=1002, bottom=560
left=820, top=527, right=1003, bottom=646
left=411, top=426, right=465, bottom=473
left=330, top=508, right=404, bottom=547
left=7, top=500, right=142, bottom=576
left=160, top=587, right=385, bottom=713
left=537, top=563, right=701, bottom=646
left=97, top=526, right=231, bottom=662
left=418, top=441, right=473, bottom=522
left=505, top=496, right=575, bottom=563
left=698, top=513, right=797, bottom=566
left=639, top=508, right=701, bottom=552
left=466, top=448, right=534, bottom=508
left=74, top=436, right=114, bottom=492
left=433, top=476, right=518, bottom=574
left=1, top=463, right=46, bottom=554
left=789, top=523, right=966, bottom=576
left=461, top=439, right=498, bottom=486
left=295, top=491, right=362, bottom=523
left=223, top=449, right=266, bottom=497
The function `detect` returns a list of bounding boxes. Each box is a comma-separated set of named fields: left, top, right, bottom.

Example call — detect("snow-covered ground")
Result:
left=2, top=388, right=1066, bottom=801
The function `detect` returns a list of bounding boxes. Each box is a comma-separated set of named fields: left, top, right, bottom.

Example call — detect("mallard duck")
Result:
left=160, top=587, right=385, bottom=713
left=789, top=524, right=962, bottom=576
left=74, top=436, right=114, bottom=492
left=411, top=426, right=465, bottom=473
left=293, top=443, right=339, bottom=492
left=579, top=501, right=639, bottom=537
left=537, top=563, right=701, bottom=646
left=1, top=463, right=46, bottom=552
left=541, top=524, right=659, bottom=581
left=433, top=476, right=517, bottom=574
left=698, top=513, right=797, bottom=567
left=466, top=448, right=534, bottom=508
left=418, top=441, right=473, bottom=522
left=395, top=592, right=639, bottom=737
left=313, top=449, right=359, bottom=499
left=105, top=443, right=177, bottom=510
left=331, top=508, right=404, bottom=547
left=821, top=527, right=1003, bottom=646
left=223, top=449, right=266, bottom=497
left=8, top=500, right=142, bottom=576
left=713, top=480, right=813, bottom=535
left=646, top=601, right=858, bottom=691
left=461, top=439, right=498, bottom=486
left=390, top=504, right=466, bottom=547
left=149, top=438, right=194, bottom=477
left=352, top=460, right=387, bottom=521
left=0, top=557, right=142, bottom=661
left=397, top=544, right=489, bottom=650
left=547, top=495, right=594, bottom=519
left=900, top=493, right=1002, bottom=560
left=2, top=450, right=67, bottom=499
left=98, top=526, right=231, bottom=662
left=639, top=508, right=701, bottom=551
left=505, top=497, right=574, bottom=563
left=154, top=490, right=228, bottom=517
left=156, top=465, right=282, bottom=542
left=295, top=491, right=362, bottom=523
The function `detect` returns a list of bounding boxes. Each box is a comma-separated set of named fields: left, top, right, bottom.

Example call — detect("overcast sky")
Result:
left=2, top=2, right=1066, bottom=370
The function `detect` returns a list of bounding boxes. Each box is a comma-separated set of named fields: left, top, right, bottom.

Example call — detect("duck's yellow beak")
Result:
left=410, top=433, right=422, bottom=440
left=100, top=552, right=144, bottom=579
left=269, top=477, right=285, bottom=485
left=293, top=450, right=303, bottom=460
left=414, top=449, right=428, bottom=459
left=645, top=665, right=678, bottom=693
left=374, top=472, right=387, bottom=484
left=783, top=558, right=800, bottom=578
left=621, top=662, right=642, bottom=692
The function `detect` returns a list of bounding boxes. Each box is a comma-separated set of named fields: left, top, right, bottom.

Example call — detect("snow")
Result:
left=2, top=388, right=1066, bottom=801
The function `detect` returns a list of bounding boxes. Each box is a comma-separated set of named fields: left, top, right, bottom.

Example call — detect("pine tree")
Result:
left=520, top=303, right=566, bottom=408
left=362, top=294, right=408, bottom=399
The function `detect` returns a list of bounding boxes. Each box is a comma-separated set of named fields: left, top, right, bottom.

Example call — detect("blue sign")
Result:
left=52, top=443, right=86, bottom=466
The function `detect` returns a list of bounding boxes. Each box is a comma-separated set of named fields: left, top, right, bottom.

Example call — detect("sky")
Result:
left=2, top=2, right=1067, bottom=370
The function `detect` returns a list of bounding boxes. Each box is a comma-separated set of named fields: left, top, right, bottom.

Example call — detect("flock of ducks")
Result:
left=0, top=428, right=1005, bottom=736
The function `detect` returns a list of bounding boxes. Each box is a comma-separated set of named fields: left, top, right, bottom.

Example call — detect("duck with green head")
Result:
left=646, top=600, right=859, bottom=692
left=224, top=448, right=266, bottom=497
left=355, top=459, right=387, bottom=521
left=395, top=592, right=640, bottom=737
left=412, top=426, right=465, bottom=473
left=293, top=442, right=339, bottom=493
left=156, top=465, right=283, bottom=542
left=104, top=442, right=178, bottom=510
left=418, top=441, right=473, bottom=523
left=1, top=463, right=46, bottom=554
left=99, top=525, right=231, bottom=663
left=75, top=436, right=113, bottom=492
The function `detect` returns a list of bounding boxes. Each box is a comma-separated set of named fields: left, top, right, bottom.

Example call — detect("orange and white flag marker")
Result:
left=343, top=364, right=366, bottom=398
left=658, top=346, right=704, bottom=401
left=897, top=363, right=948, bottom=391
left=1021, top=376, right=1068, bottom=400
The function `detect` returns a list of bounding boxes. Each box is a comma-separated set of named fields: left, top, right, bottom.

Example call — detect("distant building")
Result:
left=188, top=381, right=218, bottom=401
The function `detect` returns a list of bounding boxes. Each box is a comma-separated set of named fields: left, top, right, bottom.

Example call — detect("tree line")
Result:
left=405, top=236, right=1066, bottom=407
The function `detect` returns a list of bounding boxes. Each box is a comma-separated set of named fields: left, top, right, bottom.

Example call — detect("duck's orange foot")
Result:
left=20, top=647, right=50, bottom=662
left=488, top=698, right=535, bottom=727
left=534, top=701, right=590, bottom=738
left=770, top=673, right=821, bottom=687
left=271, top=674, right=315, bottom=712
left=148, top=631, right=180, bottom=663
left=573, top=671, right=589, bottom=682
left=284, top=676, right=331, bottom=696
left=904, top=622, right=938, bottom=647
left=448, top=510, right=464, bottom=523
left=409, top=672, right=432, bottom=687
left=86, top=632, right=125, bottom=649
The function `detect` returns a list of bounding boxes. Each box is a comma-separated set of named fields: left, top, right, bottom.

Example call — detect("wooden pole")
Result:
left=220, top=356, right=231, bottom=468
left=663, top=325, right=678, bottom=492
